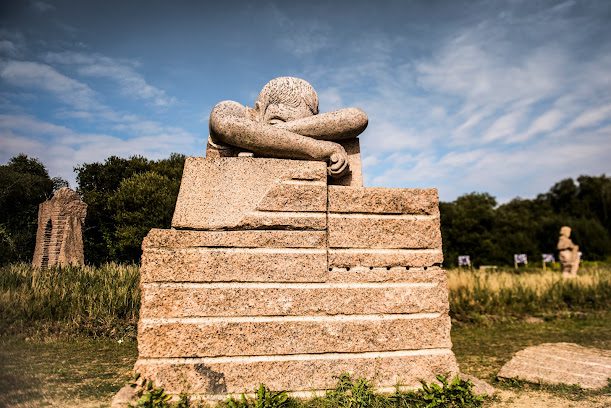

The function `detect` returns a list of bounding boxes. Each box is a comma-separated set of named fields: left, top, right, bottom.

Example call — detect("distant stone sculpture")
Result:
left=557, top=226, right=579, bottom=278
left=32, top=187, right=87, bottom=268
left=207, top=77, right=368, bottom=180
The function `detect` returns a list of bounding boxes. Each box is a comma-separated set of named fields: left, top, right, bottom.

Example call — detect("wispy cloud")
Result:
left=44, top=52, right=176, bottom=107
left=0, top=60, right=100, bottom=109
left=0, top=114, right=199, bottom=186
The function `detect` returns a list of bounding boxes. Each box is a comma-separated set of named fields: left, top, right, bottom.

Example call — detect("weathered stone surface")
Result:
left=558, top=226, right=580, bottom=277
left=328, top=248, right=443, bottom=268
left=140, top=282, right=448, bottom=318
left=497, top=343, right=611, bottom=389
left=332, top=139, right=363, bottom=187
left=138, top=315, right=451, bottom=358
left=460, top=374, right=495, bottom=397
left=207, top=77, right=368, bottom=180
left=255, top=182, right=326, bottom=212
left=143, top=229, right=326, bottom=249
left=110, top=384, right=137, bottom=408
left=135, top=152, right=457, bottom=400
left=239, top=211, right=326, bottom=230
left=134, top=350, right=459, bottom=395
left=32, top=187, right=87, bottom=268
left=324, top=266, right=447, bottom=283
left=329, top=186, right=439, bottom=215
left=141, top=248, right=326, bottom=283
left=172, top=157, right=326, bottom=230
left=328, top=215, right=442, bottom=249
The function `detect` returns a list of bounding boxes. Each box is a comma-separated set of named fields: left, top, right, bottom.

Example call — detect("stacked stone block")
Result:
left=135, top=157, right=458, bottom=400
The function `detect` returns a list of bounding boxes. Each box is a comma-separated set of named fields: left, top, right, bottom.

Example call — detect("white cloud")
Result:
left=0, top=60, right=99, bottom=110
left=568, top=104, right=611, bottom=130
left=0, top=114, right=200, bottom=186
left=45, top=52, right=176, bottom=107
left=482, top=109, right=525, bottom=143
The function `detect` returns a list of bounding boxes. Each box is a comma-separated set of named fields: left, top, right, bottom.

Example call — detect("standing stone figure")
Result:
left=32, top=187, right=87, bottom=268
left=557, top=226, right=579, bottom=278
left=208, top=76, right=368, bottom=178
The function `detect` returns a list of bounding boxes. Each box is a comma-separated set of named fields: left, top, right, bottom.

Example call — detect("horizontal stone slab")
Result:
left=172, top=157, right=326, bottom=230
left=328, top=248, right=443, bottom=268
left=239, top=211, right=326, bottom=230
left=143, top=229, right=327, bottom=249
left=141, top=248, right=326, bottom=283
left=325, top=266, right=447, bottom=284
left=255, top=182, right=327, bottom=212
left=328, top=215, right=442, bottom=249
left=138, top=314, right=451, bottom=358
left=134, top=349, right=459, bottom=395
left=329, top=187, right=439, bottom=215
left=498, top=343, right=611, bottom=389
left=140, top=282, right=448, bottom=318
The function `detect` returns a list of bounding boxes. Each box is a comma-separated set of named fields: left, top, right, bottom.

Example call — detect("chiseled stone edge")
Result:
left=137, top=314, right=452, bottom=358
left=134, top=349, right=459, bottom=395
left=139, top=282, right=449, bottom=318
left=142, top=229, right=326, bottom=249
left=172, top=157, right=327, bottom=230
left=329, top=186, right=439, bottom=215
left=141, top=248, right=448, bottom=283
left=328, top=214, right=442, bottom=249
left=328, top=248, right=443, bottom=268
left=255, top=181, right=327, bottom=212
left=140, top=247, right=327, bottom=283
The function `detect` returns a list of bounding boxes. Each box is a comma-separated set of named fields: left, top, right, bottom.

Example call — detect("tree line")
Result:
left=1, top=153, right=609, bottom=266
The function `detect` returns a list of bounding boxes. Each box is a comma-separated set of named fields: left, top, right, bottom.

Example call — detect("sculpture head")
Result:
left=253, top=77, right=319, bottom=125
left=560, top=226, right=571, bottom=237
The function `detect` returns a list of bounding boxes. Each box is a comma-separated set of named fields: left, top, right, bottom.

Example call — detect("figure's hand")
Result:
left=327, top=144, right=350, bottom=178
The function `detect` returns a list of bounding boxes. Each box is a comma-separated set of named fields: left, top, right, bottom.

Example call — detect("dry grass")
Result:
left=0, top=262, right=140, bottom=338
left=448, top=265, right=611, bottom=322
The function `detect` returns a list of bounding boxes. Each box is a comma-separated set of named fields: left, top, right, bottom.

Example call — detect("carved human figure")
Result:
left=208, top=77, right=368, bottom=178
left=557, top=226, right=580, bottom=278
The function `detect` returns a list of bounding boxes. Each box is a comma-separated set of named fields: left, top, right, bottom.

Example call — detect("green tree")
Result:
left=0, top=155, right=64, bottom=264
left=440, top=193, right=498, bottom=267
left=75, top=153, right=185, bottom=264
left=110, top=171, right=180, bottom=262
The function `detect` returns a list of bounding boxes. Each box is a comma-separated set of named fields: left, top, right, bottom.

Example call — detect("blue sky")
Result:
left=1, top=0, right=610, bottom=202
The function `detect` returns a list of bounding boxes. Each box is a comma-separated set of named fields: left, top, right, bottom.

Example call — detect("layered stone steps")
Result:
left=136, top=157, right=457, bottom=398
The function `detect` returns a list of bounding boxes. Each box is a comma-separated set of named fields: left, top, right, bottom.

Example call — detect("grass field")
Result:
left=2, top=313, right=609, bottom=407
left=1, top=263, right=610, bottom=406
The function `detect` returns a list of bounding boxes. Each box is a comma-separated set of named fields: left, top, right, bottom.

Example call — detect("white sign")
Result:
left=514, top=254, right=528, bottom=264
left=458, top=255, right=471, bottom=266
left=542, top=253, right=555, bottom=263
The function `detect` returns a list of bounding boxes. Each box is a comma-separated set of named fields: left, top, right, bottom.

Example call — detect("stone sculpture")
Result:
left=557, top=226, right=580, bottom=277
left=133, top=78, right=458, bottom=401
left=207, top=76, right=368, bottom=180
left=32, top=187, right=87, bottom=268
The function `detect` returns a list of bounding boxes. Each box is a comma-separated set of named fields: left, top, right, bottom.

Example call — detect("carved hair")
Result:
left=255, top=77, right=319, bottom=115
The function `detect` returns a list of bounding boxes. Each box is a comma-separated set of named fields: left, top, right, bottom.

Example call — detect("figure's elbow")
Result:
left=348, top=107, right=368, bottom=133
left=209, top=101, right=241, bottom=138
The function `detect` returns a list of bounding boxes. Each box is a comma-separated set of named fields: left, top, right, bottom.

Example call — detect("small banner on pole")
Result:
left=514, top=254, right=528, bottom=265
left=542, top=253, right=555, bottom=263
left=458, top=255, right=471, bottom=267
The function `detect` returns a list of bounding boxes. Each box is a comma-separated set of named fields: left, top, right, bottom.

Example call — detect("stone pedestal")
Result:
left=135, top=157, right=458, bottom=400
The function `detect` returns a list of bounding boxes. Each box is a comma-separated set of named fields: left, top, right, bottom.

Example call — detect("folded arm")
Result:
left=275, top=108, right=368, bottom=141
left=209, top=101, right=350, bottom=176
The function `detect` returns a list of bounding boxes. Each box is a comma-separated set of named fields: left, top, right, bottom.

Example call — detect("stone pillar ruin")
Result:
left=32, top=187, right=87, bottom=268
left=134, top=149, right=458, bottom=400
